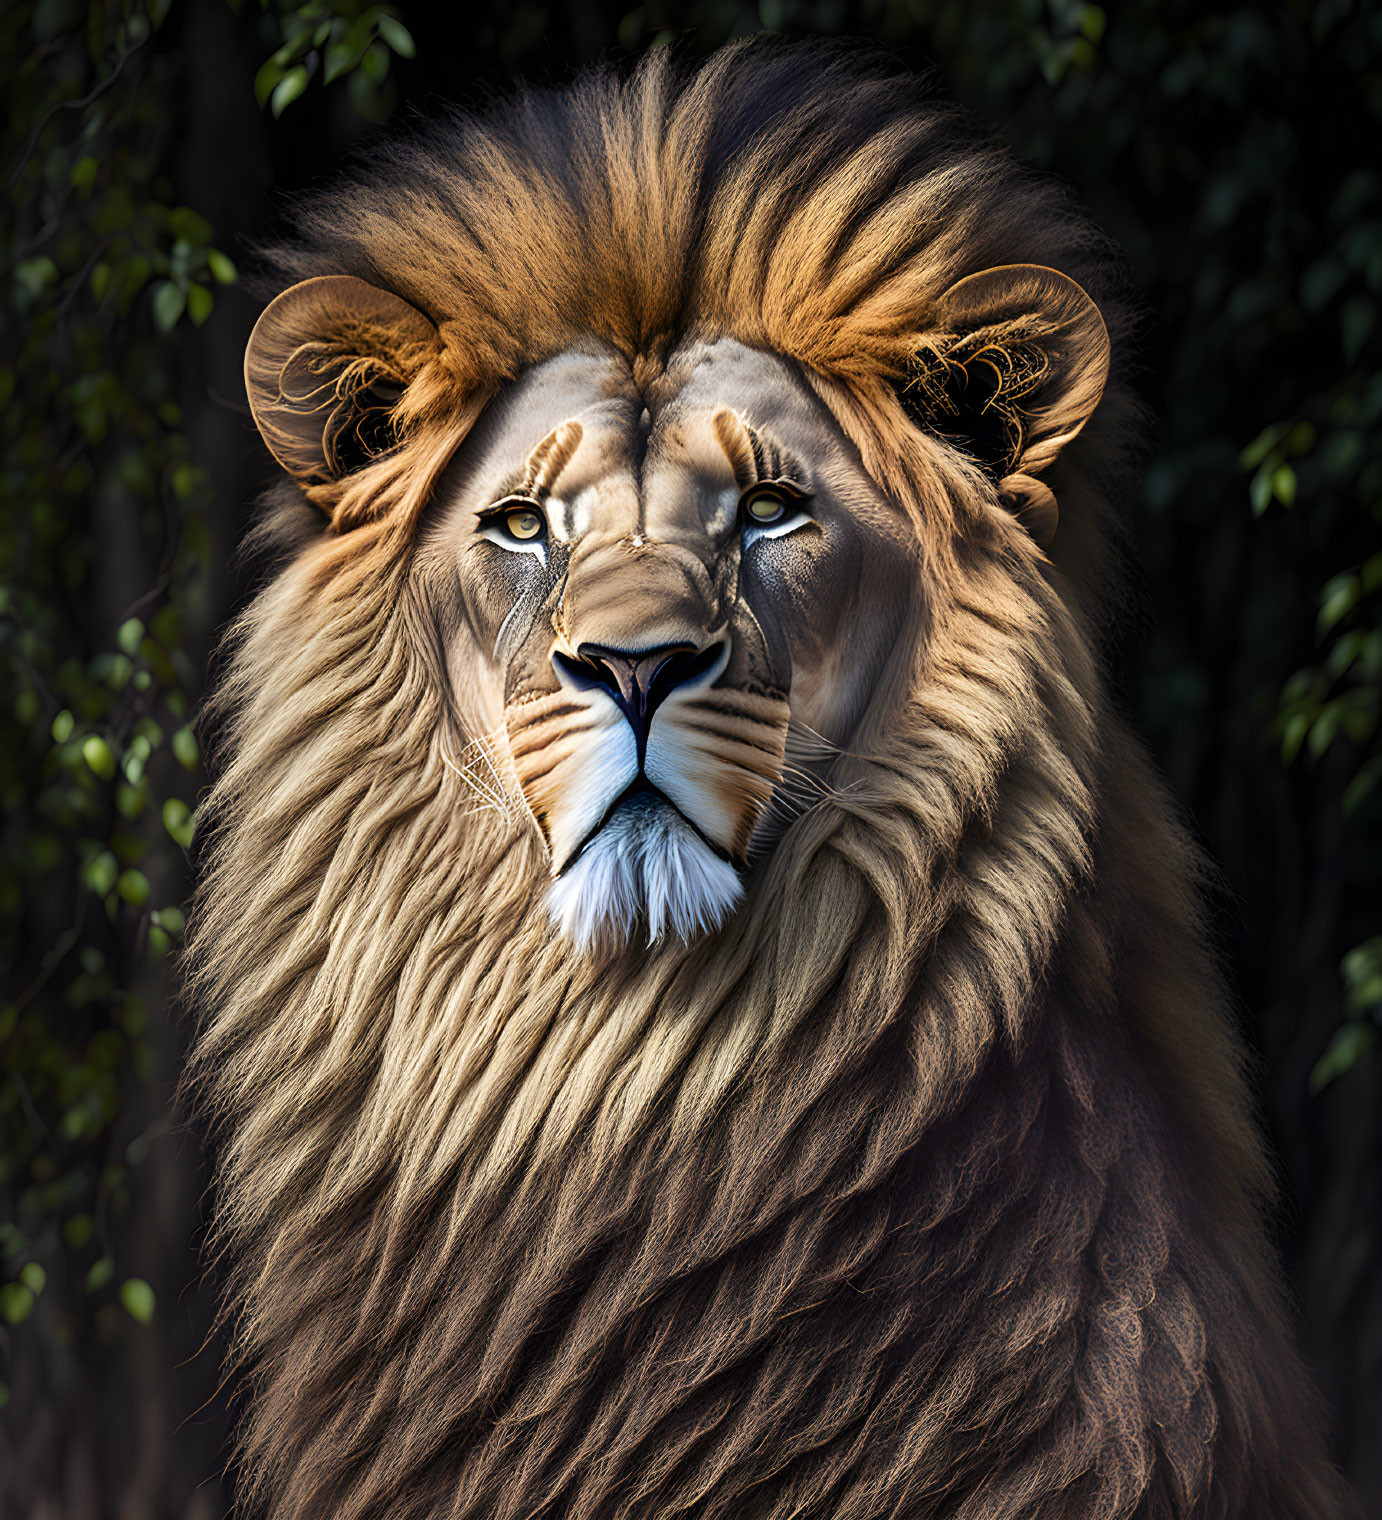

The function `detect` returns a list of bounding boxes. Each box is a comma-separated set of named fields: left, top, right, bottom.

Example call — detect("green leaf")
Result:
left=324, top=38, right=358, bottom=83
left=1318, top=573, right=1361, bottom=636
left=377, top=13, right=416, bottom=57
left=1239, top=421, right=1287, bottom=470
left=271, top=65, right=310, bottom=118
left=1327, top=630, right=1365, bottom=679
left=171, top=461, right=206, bottom=501
left=117, top=617, right=144, bottom=656
left=154, top=905, right=185, bottom=936
left=152, top=280, right=184, bottom=333
left=0, top=1283, right=34, bottom=1325
left=85, top=1256, right=114, bottom=1293
left=254, top=57, right=285, bottom=107
left=1309, top=1023, right=1375, bottom=1095
left=18, top=1262, right=45, bottom=1296
left=14, top=257, right=59, bottom=300
left=360, top=39, right=389, bottom=83
left=51, top=709, right=74, bottom=744
left=207, top=248, right=238, bottom=285
left=82, top=735, right=117, bottom=781
left=120, top=776, right=150, bottom=820
left=1270, top=463, right=1296, bottom=506
left=186, top=282, right=214, bottom=326
left=163, top=798, right=195, bottom=848
left=1342, top=938, right=1382, bottom=1013
left=1280, top=710, right=1311, bottom=764
left=63, top=1214, right=94, bottom=1249
left=119, top=1278, right=156, bottom=1325
left=1336, top=688, right=1378, bottom=744
left=1079, top=4, right=1106, bottom=44
left=116, top=869, right=150, bottom=907
left=70, top=155, right=99, bottom=193
left=340, top=13, right=373, bottom=57
left=171, top=726, right=199, bottom=770
left=1306, top=704, right=1343, bottom=762
left=83, top=851, right=119, bottom=896
left=168, top=206, right=215, bottom=244
left=103, top=654, right=133, bottom=691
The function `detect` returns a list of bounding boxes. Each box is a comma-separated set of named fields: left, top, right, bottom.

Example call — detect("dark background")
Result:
left=2, top=1, right=1379, bottom=1514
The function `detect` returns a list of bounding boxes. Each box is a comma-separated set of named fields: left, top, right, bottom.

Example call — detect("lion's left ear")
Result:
left=902, top=264, right=1110, bottom=547
left=244, top=274, right=443, bottom=507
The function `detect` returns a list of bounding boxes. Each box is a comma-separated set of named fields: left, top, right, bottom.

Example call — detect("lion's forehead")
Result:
left=447, top=336, right=828, bottom=533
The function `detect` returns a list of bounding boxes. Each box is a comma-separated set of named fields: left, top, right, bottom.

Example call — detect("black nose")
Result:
left=554, top=640, right=726, bottom=757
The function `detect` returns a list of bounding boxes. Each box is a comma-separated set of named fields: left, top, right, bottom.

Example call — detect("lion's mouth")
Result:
left=556, top=777, right=737, bottom=878
left=546, top=782, right=744, bottom=947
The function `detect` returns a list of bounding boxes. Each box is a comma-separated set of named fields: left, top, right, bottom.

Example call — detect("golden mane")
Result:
left=188, top=40, right=1350, bottom=1519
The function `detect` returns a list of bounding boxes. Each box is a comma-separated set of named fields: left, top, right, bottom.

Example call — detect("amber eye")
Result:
left=741, top=489, right=787, bottom=525
left=503, top=507, right=545, bottom=541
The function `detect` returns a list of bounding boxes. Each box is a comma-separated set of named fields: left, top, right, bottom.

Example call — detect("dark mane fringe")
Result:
left=190, top=41, right=1353, bottom=1520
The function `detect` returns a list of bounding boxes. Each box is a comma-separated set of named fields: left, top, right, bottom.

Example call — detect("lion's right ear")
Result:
left=902, top=265, right=1110, bottom=548
left=244, top=275, right=443, bottom=499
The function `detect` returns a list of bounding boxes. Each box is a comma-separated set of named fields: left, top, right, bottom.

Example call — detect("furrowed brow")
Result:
left=519, top=419, right=584, bottom=499
left=711, top=409, right=809, bottom=490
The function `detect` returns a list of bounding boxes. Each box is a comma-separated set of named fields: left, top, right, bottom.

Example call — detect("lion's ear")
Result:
left=244, top=274, right=442, bottom=498
left=903, top=264, right=1110, bottom=547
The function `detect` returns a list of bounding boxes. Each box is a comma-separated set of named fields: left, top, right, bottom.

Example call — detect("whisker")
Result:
left=764, top=759, right=868, bottom=832
left=439, top=727, right=519, bottom=824
left=440, top=750, right=505, bottom=816
left=471, top=728, right=512, bottom=789
left=779, top=760, right=834, bottom=791
left=783, top=717, right=855, bottom=760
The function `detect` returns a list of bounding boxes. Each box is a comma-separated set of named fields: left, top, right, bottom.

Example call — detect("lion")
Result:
left=189, top=40, right=1353, bottom=1520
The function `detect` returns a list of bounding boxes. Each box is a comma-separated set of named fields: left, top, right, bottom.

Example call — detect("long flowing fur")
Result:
left=188, top=42, right=1351, bottom=1519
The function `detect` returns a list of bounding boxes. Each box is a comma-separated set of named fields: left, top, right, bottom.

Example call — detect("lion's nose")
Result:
left=554, top=639, right=728, bottom=756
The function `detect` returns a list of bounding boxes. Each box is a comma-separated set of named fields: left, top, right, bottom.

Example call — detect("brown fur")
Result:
left=189, top=40, right=1352, bottom=1518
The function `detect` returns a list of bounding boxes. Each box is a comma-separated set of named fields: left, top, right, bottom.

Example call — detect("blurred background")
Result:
left=2, top=0, right=1379, bottom=1514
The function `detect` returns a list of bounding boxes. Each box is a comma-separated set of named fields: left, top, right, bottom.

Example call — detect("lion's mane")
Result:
left=189, top=41, right=1350, bottom=1520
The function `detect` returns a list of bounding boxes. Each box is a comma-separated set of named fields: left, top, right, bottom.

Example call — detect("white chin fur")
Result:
left=547, top=796, right=742, bottom=949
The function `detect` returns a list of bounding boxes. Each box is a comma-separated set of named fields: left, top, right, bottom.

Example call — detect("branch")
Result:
left=4, top=37, right=143, bottom=192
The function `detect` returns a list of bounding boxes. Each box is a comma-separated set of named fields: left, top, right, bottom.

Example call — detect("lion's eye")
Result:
left=479, top=498, right=550, bottom=559
left=738, top=484, right=811, bottom=539
left=502, top=506, right=545, bottom=541
left=742, top=489, right=787, bottom=525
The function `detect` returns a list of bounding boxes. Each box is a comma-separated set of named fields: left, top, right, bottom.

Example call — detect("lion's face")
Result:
left=243, top=259, right=1108, bottom=950
left=415, top=339, right=915, bottom=944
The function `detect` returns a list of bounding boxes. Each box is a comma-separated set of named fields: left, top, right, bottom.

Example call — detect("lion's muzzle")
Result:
left=553, top=638, right=729, bottom=766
